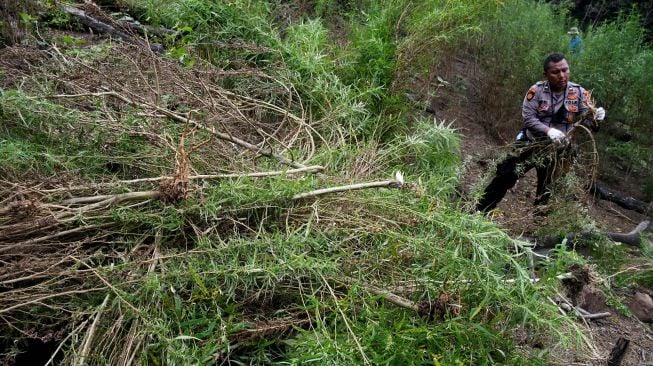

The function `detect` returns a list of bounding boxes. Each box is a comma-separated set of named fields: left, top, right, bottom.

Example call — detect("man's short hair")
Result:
left=543, top=53, right=566, bottom=72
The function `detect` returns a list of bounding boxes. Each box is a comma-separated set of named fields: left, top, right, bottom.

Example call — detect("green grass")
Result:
left=102, top=203, right=578, bottom=365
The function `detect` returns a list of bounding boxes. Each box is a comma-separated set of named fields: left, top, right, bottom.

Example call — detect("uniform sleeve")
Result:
left=522, top=85, right=548, bottom=136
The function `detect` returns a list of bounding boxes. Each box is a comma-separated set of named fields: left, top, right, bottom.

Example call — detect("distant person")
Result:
left=568, top=27, right=582, bottom=55
left=476, top=53, right=605, bottom=213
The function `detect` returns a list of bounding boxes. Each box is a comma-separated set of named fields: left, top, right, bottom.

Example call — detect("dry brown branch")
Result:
left=0, top=165, right=326, bottom=249
left=12, top=223, right=112, bottom=246
left=557, top=299, right=612, bottom=320
left=365, top=284, right=420, bottom=312
left=0, top=288, right=106, bottom=315
left=292, top=173, right=405, bottom=200
left=581, top=311, right=611, bottom=320
left=61, top=191, right=159, bottom=205
left=0, top=258, right=70, bottom=286
left=3, top=166, right=325, bottom=232
left=40, top=166, right=324, bottom=193
left=76, top=294, right=110, bottom=366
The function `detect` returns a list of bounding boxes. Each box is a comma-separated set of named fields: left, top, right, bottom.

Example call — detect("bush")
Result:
left=573, top=13, right=647, bottom=121
left=341, top=1, right=405, bottom=112
left=572, top=12, right=653, bottom=191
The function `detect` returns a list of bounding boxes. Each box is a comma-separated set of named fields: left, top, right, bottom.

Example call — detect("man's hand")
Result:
left=595, top=107, right=606, bottom=121
left=546, top=127, right=566, bottom=142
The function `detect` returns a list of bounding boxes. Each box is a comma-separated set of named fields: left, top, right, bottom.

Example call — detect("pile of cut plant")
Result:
left=3, top=1, right=647, bottom=365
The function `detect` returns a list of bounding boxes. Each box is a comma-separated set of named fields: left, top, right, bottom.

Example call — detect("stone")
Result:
left=577, top=285, right=607, bottom=313
left=628, top=292, right=653, bottom=322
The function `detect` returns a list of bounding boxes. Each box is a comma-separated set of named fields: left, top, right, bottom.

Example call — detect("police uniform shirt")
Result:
left=522, top=81, right=590, bottom=139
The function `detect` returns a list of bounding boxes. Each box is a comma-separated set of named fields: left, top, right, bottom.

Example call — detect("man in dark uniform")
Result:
left=476, top=53, right=606, bottom=213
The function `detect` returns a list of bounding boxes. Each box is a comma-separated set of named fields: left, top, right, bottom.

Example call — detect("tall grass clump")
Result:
left=573, top=13, right=648, bottom=117
left=0, top=89, right=176, bottom=180
left=99, top=194, right=580, bottom=365
left=279, top=9, right=412, bottom=143
left=380, top=117, right=460, bottom=198
left=276, top=206, right=578, bottom=365
left=123, top=0, right=383, bottom=143
left=393, top=0, right=494, bottom=91
left=280, top=18, right=369, bottom=142
left=119, top=2, right=300, bottom=126
left=122, top=0, right=273, bottom=46
left=341, top=1, right=406, bottom=111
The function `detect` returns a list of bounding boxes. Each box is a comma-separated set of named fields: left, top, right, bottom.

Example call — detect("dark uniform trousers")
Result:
left=476, top=140, right=573, bottom=213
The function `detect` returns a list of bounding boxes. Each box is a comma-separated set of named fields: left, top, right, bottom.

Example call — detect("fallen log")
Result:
left=62, top=5, right=164, bottom=53
left=117, top=18, right=177, bottom=39
left=605, top=220, right=650, bottom=246
left=590, top=181, right=652, bottom=215
left=538, top=220, right=650, bottom=248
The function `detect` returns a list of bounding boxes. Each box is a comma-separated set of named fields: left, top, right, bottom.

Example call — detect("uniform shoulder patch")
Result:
left=526, top=87, right=536, bottom=101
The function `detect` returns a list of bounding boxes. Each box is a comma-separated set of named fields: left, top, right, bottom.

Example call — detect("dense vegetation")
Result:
left=1, top=0, right=651, bottom=364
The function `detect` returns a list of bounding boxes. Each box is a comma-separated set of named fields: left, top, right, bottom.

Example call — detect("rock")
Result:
left=628, top=292, right=653, bottom=322
left=577, top=285, right=608, bottom=313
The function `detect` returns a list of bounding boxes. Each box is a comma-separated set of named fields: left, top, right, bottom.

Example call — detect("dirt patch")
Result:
left=562, top=264, right=592, bottom=299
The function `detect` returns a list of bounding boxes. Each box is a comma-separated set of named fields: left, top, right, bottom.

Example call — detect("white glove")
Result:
left=546, top=128, right=566, bottom=142
left=595, top=107, right=606, bottom=121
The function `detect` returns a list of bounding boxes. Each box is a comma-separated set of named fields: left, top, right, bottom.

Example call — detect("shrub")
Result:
left=572, top=12, right=653, bottom=191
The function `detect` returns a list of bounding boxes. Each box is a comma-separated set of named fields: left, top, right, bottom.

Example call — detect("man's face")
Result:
left=544, top=59, right=570, bottom=92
